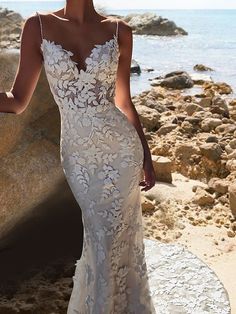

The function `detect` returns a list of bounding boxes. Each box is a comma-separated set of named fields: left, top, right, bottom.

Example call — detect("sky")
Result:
left=97, top=0, right=236, bottom=10
left=3, top=0, right=236, bottom=10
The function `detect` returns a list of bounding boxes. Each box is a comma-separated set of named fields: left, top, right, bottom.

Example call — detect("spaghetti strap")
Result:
left=35, top=11, right=43, bottom=43
left=116, top=19, right=119, bottom=39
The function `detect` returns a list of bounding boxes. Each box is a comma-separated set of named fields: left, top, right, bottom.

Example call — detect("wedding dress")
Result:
left=35, top=11, right=156, bottom=314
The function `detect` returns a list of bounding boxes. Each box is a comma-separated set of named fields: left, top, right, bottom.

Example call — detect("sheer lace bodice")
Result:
left=38, top=15, right=120, bottom=112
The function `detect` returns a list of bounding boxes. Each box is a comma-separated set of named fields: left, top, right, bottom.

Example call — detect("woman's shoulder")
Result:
left=104, top=16, right=131, bottom=32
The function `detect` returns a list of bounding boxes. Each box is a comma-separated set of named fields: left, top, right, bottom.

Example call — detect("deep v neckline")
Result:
left=41, top=33, right=119, bottom=76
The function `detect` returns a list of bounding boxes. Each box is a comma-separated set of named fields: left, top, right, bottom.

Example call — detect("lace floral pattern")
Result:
left=41, top=35, right=119, bottom=112
left=36, top=12, right=155, bottom=313
left=145, top=238, right=231, bottom=314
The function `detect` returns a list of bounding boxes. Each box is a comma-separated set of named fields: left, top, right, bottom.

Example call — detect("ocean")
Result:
left=1, top=2, right=236, bottom=97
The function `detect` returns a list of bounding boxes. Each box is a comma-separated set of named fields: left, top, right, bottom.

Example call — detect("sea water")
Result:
left=1, top=2, right=236, bottom=96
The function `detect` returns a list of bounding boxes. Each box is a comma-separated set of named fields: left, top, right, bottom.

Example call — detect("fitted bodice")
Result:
left=36, top=12, right=120, bottom=114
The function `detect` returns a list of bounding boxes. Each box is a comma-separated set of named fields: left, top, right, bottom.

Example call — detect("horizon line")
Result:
left=1, top=2, right=236, bottom=10
left=106, top=8, right=236, bottom=10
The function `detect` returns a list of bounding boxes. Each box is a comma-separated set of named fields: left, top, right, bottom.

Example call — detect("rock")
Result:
left=206, top=136, right=218, bottom=143
left=200, top=118, right=222, bottom=132
left=215, top=123, right=236, bottom=135
left=198, top=97, right=212, bottom=108
left=229, top=99, right=236, bottom=107
left=228, top=101, right=236, bottom=120
left=218, top=195, right=228, bottom=204
left=225, top=144, right=234, bottom=154
left=175, top=115, right=187, bottom=123
left=0, top=51, right=71, bottom=234
left=230, top=109, right=236, bottom=121
left=192, top=187, right=215, bottom=206
left=152, top=155, right=172, bottom=183
left=131, top=59, right=141, bottom=75
left=229, top=183, right=236, bottom=216
left=189, top=73, right=213, bottom=85
left=180, top=121, right=195, bottom=133
left=123, top=12, right=188, bottom=36
left=227, top=230, right=235, bottom=238
left=199, top=143, right=222, bottom=161
left=183, top=95, right=193, bottom=103
left=156, top=124, right=177, bottom=136
left=135, top=105, right=161, bottom=131
left=151, top=71, right=194, bottom=89
left=208, top=178, right=229, bottom=194
left=175, top=143, right=200, bottom=159
left=141, top=196, right=155, bottom=212
left=193, top=64, right=214, bottom=72
left=226, top=159, right=236, bottom=172
left=203, top=81, right=233, bottom=95
left=143, top=67, right=154, bottom=72
left=173, top=143, right=203, bottom=177
left=229, top=139, right=236, bottom=149
left=210, top=96, right=229, bottom=117
left=228, top=150, right=236, bottom=159
left=0, top=7, right=24, bottom=50
left=185, top=117, right=202, bottom=125
left=231, top=222, right=236, bottom=231
left=185, top=103, right=203, bottom=116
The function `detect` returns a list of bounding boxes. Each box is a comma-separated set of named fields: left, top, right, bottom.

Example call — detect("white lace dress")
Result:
left=35, top=12, right=156, bottom=314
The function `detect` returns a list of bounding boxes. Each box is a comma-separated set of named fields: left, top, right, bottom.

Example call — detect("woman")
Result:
left=0, top=0, right=156, bottom=313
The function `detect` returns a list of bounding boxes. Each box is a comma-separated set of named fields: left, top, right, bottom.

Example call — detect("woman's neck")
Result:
left=64, top=0, right=98, bottom=23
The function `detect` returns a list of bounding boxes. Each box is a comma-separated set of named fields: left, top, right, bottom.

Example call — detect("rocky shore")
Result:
left=133, top=68, right=236, bottom=241
left=113, top=12, right=188, bottom=36
left=133, top=69, right=236, bottom=313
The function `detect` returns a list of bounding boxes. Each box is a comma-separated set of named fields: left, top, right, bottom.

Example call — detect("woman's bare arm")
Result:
left=0, top=14, right=43, bottom=114
left=114, top=20, right=156, bottom=190
left=115, top=21, right=149, bottom=158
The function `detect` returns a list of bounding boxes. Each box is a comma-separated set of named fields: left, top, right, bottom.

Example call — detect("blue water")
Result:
left=1, top=2, right=236, bottom=96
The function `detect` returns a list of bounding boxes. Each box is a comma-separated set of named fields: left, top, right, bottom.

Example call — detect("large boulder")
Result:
left=0, top=7, right=24, bottom=50
left=0, top=50, right=83, bottom=239
left=151, top=71, right=194, bottom=90
left=123, top=12, right=188, bottom=36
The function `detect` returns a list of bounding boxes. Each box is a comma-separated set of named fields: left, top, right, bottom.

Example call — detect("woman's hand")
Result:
left=139, top=157, right=156, bottom=192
